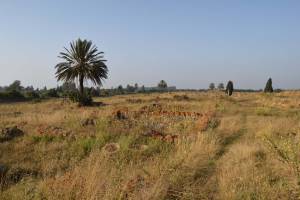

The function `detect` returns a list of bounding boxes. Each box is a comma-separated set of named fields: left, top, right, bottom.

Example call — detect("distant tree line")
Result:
left=0, top=77, right=284, bottom=103
left=0, top=80, right=76, bottom=102
left=0, top=79, right=175, bottom=102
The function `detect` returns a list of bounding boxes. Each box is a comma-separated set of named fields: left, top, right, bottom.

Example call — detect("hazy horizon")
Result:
left=1, top=1, right=300, bottom=90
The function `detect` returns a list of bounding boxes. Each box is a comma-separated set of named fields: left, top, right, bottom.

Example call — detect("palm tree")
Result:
left=55, top=38, right=108, bottom=98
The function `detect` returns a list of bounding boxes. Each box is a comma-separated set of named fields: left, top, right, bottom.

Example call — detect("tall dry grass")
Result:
left=0, top=91, right=300, bottom=199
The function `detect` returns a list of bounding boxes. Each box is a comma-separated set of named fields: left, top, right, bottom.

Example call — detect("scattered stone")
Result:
left=103, top=143, right=120, bottom=154
left=139, top=103, right=163, bottom=113
left=6, top=167, right=33, bottom=184
left=126, top=98, right=143, bottom=104
left=18, top=121, right=28, bottom=127
left=0, top=126, right=24, bottom=142
left=142, top=130, right=164, bottom=139
left=81, top=118, right=96, bottom=127
left=173, top=94, right=190, bottom=101
left=195, top=112, right=219, bottom=131
left=287, top=132, right=297, bottom=137
left=0, top=166, right=37, bottom=186
left=143, top=130, right=178, bottom=143
left=0, top=112, right=23, bottom=117
left=164, top=134, right=179, bottom=143
left=36, top=125, right=71, bottom=137
left=122, top=175, right=145, bottom=194
left=139, top=145, right=149, bottom=151
left=152, top=103, right=162, bottom=109
left=114, top=110, right=127, bottom=120
left=13, top=112, right=23, bottom=116
left=130, top=144, right=149, bottom=151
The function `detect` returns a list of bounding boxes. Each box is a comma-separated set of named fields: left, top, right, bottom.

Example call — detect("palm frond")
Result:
left=54, top=38, right=108, bottom=89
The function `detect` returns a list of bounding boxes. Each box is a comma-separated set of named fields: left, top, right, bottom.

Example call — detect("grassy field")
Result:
left=0, top=91, right=300, bottom=200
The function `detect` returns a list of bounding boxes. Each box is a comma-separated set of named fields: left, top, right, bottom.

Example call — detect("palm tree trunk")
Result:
left=79, top=76, right=84, bottom=96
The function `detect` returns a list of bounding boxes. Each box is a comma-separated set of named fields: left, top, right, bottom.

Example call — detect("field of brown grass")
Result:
left=1, top=91, right=300, bottom=199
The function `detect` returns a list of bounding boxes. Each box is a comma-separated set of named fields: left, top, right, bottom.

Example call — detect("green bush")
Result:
left=25, top=91, right=40, bottom=99
left=0, top=90, right=25, bottom=102
left=68, top=91, right=93, bottom=106
left=45, top=88, right=59, bottom=98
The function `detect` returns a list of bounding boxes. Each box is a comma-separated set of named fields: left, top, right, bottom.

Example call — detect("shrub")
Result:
left=68, top=91, right=93, bottom=106
left=0, top=90, right=25, bottom=102
left=45, top=88, right=59, bottom=98
left=25, top=91, right=40, bottom=99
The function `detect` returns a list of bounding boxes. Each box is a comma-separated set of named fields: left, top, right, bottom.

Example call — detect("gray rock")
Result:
left=0, top=126, right=24, bottom=142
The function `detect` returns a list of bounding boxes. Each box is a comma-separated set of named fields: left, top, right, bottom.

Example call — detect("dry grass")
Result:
left=0, top=91, right=300, bottom=199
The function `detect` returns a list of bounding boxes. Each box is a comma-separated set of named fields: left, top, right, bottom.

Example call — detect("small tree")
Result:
left=126, top=84, right=135, bottom=93
left=141, top=85, right=145, bottom=93
left=158, top=80, right=167, bottom=89
left=134, top=83, right=138, bottom=90
left=7, top=80, right=23, bottom=92
left=264, top=78, right=273, bottom=93
left=209, top=83, right=215, bottom=90
left=217, top=83, right=224, bottom=90
left=225, top=81, right=234, bottom=96
left=117, top=85, right=124, bottom=94
left=46, top=88, right=59, bottom=98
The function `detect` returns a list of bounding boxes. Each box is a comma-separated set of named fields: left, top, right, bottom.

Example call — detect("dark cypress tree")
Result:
left=225, top=81, right=234, bottom=96
left=264, top=78, right=273, bottom=93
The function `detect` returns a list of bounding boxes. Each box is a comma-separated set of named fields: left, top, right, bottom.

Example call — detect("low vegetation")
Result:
left=0, top=91, right=300, bottom=199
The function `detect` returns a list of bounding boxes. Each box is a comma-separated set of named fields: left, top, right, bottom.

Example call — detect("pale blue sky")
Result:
left=0, top=0, right=299, bottom=89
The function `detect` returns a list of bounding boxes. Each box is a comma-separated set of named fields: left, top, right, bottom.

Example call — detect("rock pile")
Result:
left=0, top=126, right=24, bottom=142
